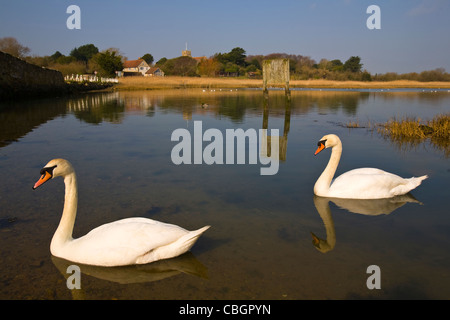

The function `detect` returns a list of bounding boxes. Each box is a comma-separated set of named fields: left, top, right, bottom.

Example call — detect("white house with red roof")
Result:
left=122, top=59, right=150, bottom=76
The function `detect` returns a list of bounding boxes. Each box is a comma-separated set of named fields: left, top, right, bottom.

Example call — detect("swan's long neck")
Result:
left=50, top=172, right=77, bottom=253
left=314, top=141, right=342, bottom=196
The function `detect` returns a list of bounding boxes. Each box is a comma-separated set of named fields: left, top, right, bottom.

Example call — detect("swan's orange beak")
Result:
left=315, top=143, right=325, bottom=155
left=33, top=165, right=57, bottom=190
left=33, top=171, right=52, bottom=190
left=311, top=232, right=320, bottom=246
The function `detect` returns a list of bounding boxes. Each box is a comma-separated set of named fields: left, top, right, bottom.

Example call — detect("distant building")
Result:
left=182, top=49, right=192, bottom=57
left=122, top=59, right=150, bottom=76
left=145, top=67, right=165, bottom=77
left=182, top=45, right=206, bottom=64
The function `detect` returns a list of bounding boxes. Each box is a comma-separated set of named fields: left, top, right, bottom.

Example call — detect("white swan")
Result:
left=33, top=158, right=210, bottom=267
left=313, top=134, right=428, bottom=199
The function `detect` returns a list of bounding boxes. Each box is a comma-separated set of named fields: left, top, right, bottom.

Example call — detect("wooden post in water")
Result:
left=261, top=59, right=291, bottom=161
left=262, top=59, right=290, bottom=97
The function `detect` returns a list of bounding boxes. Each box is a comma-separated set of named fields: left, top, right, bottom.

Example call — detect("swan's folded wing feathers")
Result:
left=330, top=169, right=411, bottom=199
left=68, top=218, right=189, bottom=266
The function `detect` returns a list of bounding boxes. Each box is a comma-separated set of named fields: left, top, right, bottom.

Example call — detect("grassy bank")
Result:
left=114, top=76, right=450, bottom=91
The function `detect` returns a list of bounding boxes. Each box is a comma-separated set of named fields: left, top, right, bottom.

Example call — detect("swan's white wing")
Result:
left=329, top=168, right=412, bottom=199
left=67, top=218, right=189, bottom=266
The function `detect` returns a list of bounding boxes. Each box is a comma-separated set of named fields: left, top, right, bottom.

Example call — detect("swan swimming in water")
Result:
left=313, top=134, right=428, bottom=199
left=33, top=158, right=210, bottom=267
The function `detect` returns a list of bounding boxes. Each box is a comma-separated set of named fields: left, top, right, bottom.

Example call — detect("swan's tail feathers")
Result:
left=164, top=225, right=210, bottom=259
left=182, top=225, right=211, bottom=251
left=412, top=175, right=428, bottom=188
left=136, top=226, right=210, bottom=264
left=390, top=175, right=428, bottom=196
left=417, top=175, right=428, bottom=182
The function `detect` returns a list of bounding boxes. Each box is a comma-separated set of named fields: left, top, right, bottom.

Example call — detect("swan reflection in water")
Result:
left=52, top=252, right=208, bottom=299
left=311, top=194, right=423, bottom=253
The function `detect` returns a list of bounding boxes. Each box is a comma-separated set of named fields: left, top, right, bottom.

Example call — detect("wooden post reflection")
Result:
left=280, top=94, right=291, bottom=161
left=261, top=92, right=291, bottom=161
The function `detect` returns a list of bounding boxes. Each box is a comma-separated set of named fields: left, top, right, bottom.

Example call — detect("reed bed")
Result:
left=377, top=113, right=450, bottom=156
left=115, top=77, right=450, bottom=91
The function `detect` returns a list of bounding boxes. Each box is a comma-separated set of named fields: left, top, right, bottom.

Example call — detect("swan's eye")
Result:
left=317, top=139, right=327, bottom=147
left=40, top=165, right=57, bottom=176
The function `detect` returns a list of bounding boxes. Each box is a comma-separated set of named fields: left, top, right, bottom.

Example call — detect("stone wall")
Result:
left=0, top=51, right=67, bottom=99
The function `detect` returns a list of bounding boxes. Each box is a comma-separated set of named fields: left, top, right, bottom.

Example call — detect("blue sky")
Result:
left=1, top=0, right=449, bottom=74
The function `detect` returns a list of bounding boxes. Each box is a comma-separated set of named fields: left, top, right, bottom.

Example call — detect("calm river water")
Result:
left=0, top=88, right=449, bottom=299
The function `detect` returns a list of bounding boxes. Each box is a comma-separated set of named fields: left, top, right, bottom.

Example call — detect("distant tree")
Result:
left=50, top=61, right=86, bottom=76
left=92, top=48, right=124, bottom=77
left=418, top=68, right=448, bottom=82
left=50, top=51, right=63, bottom=61
left=247, top=57, right=262, bottom=70
left=401, top=72, right=419, bottom=81
left=141, top=53, right=154, bottom=65
left=46, top=51, right=76, bottom=65
left=161, top=56, right=198, bottom=76
left=330, top=59, right=344, bottom=72
left=223, top=62, right=239, bottom=75
left=296, top=55, right=316, bottom=68
left=56, top=55, right=76, bottom=64
left=343, top=56, right=362, bottom=73
left=0, top=37, right=30, bottom=58
left=24, top=55, right=51, bottom=67
left=226, top=47, right=247, bottom=66
left=213, top=47, right=248, bottom=76
left=155, top=57, right=167, bottom=66
left=70, top=44, right=99, bottom=64
left=318, top=58, right=330, bottom=70
left=361, top=70, right=372, bottom=81
left=375, top=72, right=399, bottom=81
left=214, top=52, right=227, bottom=65
left=198, top=58, right=221, bottom=77
left=245, top=64, right=257, bottom=72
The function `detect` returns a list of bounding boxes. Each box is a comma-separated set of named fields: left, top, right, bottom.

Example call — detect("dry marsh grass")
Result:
left=345, top=120, right=362, bottom=128
left=115, top=77, right=450, bottom=90
left=377, top=113, right=450, bottom=156
left=292, top=79, right=450, bottom=89
left=115, top=76, right=260, bottom=90
left=344, top=118, right=376, bottom=129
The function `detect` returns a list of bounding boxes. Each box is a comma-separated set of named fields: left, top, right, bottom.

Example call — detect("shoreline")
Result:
left=113, top=76, right=450, bottom=91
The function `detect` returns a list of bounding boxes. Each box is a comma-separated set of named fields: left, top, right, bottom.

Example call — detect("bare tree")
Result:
left=0, top=37, right=30, bottom=58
